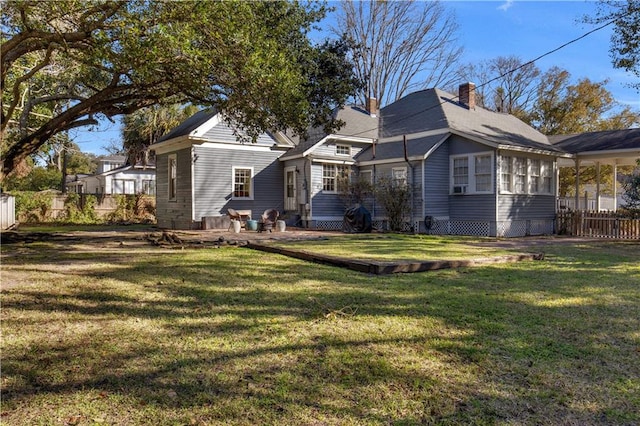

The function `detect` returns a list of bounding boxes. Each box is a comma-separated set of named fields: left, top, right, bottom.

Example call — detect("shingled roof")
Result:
left=549, top=128, right=640, bottom=153
left=380, top=88, right=563, bottom=153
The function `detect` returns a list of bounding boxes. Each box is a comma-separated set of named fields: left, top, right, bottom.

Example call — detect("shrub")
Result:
left=374, top=176, right=413, bottom=232
left=13, top=191, right=55, bottom=222
left=62, top=193, right=99, bottom=224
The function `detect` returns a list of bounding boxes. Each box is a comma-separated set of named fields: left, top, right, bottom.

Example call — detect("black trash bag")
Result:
left=342, top=204, right=372, bottom=233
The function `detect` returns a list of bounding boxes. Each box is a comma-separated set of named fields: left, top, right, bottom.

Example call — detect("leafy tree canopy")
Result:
left=586, top=0, right=640, bottom=91
left=1, top=0, right=360, bottom=180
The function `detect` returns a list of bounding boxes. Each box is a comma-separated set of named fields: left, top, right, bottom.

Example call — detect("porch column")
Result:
left=613, top=162, right=618, bottom=211
left=596, top=161, right=601, bottom=211
left=574, top=158, right=580, bottom=211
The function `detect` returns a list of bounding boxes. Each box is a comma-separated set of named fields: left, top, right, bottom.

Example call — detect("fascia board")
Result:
left=576, top=148, right=640, bottom=159
left=151, top=136, right=192, bottom=155
left=497, top=144, right=572, bottom=158
left=189, top=113, right=221, bottom=138
left=423, top=134, right=451, bottom=160
left=356, top=156, right=424, bottom=166
left=378, top=128, right=449, bottom=143
left=311, top=158, right=356, bottom=165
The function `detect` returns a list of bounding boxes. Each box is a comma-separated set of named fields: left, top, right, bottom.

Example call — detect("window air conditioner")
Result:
left=452, top=185, right=467, bottom=194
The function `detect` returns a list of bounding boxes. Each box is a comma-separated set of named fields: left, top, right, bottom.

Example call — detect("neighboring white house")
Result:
left=67, top=156, right=156, bottom=195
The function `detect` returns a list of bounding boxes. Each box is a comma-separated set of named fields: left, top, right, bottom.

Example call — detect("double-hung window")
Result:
left=453, top=157, right=469, bottom=187
left=392, top=167, right=407, bottom=186
left=232, top=167, right=253, bottom=199
left=168, top=154, right=177, bottom=201
left=475, top=155, right=492, bottom=192
left=501, top=156, right=512, bottom=192
left=529, top=159, right=540, bottom=193
left=541, top=160, right=553, bottom=194
left=514, top=157, right=527, bottom=194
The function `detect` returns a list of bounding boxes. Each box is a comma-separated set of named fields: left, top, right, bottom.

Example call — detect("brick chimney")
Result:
left=366, top=97, right=378, bottom=117
left=459, top=82, right=476, bottom=109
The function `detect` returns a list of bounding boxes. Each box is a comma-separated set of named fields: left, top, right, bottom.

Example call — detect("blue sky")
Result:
left=73, top=0, right=639, bottom=156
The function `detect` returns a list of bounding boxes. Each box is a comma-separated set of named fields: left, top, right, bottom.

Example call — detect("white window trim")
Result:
left=336, top=144, right=351, bottom=156
left=168, top=153, right=177, bottom=201
left=392, top=167, right=407, bottom=186
left=449, top=152, right=494, bottom=195
left=359, top=170, right=373, bottom=184
left=322, top=163, right=351, bottom=193
left=232, top=166, right=254, bottom=200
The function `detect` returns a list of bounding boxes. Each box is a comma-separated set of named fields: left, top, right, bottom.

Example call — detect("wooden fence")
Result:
left=557, top=211, right=640, bottom=239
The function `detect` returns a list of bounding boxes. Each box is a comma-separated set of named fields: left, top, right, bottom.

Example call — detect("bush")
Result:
left=61, top=193, right=100, bottom=224
left=374, top=176, right=413, bottom=232
left=13, top=191, right=55, bottom=222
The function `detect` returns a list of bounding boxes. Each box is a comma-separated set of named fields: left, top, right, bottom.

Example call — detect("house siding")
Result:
left=156, top=148, right=193, bottom=229
left=192, top=145, right=285, bottom=221
left=424, top=142, right=450, bottom=219
left=309, top=162, right=348, bottom=218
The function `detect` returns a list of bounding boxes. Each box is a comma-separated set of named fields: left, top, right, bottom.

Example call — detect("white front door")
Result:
left=284, top=167, right=297, bottom=211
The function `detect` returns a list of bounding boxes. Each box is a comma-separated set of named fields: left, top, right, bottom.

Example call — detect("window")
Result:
left=475, top=155, right=492, bottom=192
left=322, top=164, right=336, bottom=192
left=450, top=153, right=494, bottom=194
left=514, top=157, right=526, bottom=194
left=168, top=154, right=177, bottom=200
left=142, top=180, right=155, bottom=195
left=541, top=160, right=553, bottom=194
left=322, top=164, right=350, bottom=192
left=359, top=170, right=373, bottom=184
left=501, top=156, right=512, bottom=192
left=336, top=144, right=350, bottom=156
left=392, top=167, right=407, bottom=186
left=529, top=159, right=540, bottom=193
left=113, top=179, right=135, bottom=194
left=232, top=167, right=253, bottom=199
left=453, top=157, right=469, bottom=186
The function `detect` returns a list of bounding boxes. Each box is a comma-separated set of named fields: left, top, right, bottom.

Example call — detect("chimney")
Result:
left=459, top=82, right=476, bottom=109
left=366, top=97, right=378, bottom=117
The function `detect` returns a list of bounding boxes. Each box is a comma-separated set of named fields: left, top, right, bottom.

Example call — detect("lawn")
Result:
left=1, top=234, right=639, bottom=425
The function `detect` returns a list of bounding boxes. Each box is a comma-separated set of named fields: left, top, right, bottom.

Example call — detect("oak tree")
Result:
left=1, top=0, right=359, bottom=181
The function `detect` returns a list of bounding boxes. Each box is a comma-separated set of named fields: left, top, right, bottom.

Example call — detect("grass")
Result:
left=1, top=234, right=639, bottom=425
left=261, top=234, right=517, bottom=262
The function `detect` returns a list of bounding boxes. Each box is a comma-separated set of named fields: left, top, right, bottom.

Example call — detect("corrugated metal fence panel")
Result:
left=1, top=194, right=16, bottom=229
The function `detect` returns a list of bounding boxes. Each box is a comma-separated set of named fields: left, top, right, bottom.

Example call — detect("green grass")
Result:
left=1, top=236, right=639, bottom=425
left=262, top=234, right=517, bottom=261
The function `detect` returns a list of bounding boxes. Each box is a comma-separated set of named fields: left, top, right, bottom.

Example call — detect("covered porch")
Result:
left=551, top=129, right=640, bottom=212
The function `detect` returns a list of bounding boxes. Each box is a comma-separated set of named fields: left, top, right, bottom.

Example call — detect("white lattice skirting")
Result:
left=312, top=219, right=555, bottom=238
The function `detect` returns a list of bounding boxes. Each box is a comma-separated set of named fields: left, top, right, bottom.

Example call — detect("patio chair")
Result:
left=258, top=209, right=279, bottom=233
left=227, top=208, right=242, bottom=230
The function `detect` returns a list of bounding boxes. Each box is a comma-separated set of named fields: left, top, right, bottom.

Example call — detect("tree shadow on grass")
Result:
left=1, top=241, right=639, bottom=424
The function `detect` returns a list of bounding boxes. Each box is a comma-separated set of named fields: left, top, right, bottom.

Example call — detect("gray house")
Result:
left=151, top=109, right=294, bottom=229
left=356, top=83, right=569, bottom=237
left=152, top=83, right=639, bottom=236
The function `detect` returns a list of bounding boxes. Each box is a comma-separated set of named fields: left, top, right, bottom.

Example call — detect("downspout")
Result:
left=191, top=146, right=196, bottom=227
left=421, top=156, right=426, bottom=224
left=304, top=157, right=310, bottom=228
left=403, top=135, right=415, bottom=232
